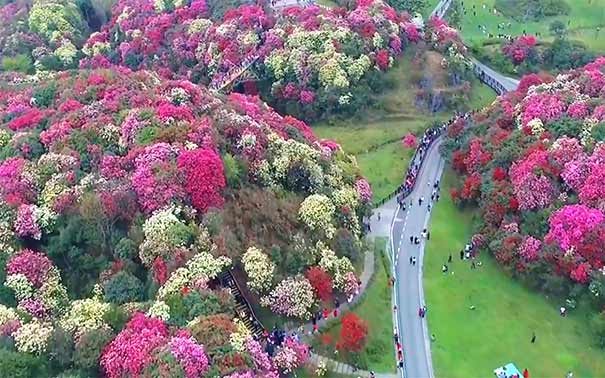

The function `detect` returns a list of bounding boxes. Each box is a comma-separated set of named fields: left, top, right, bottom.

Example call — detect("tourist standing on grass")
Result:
left=523, top=368, right=529, bottom=378
left=448, top=254, right=452, bottom=263
left=531, top=332, right=536, bottom=343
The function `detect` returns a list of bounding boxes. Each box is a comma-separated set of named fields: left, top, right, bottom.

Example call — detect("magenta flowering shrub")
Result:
left=509, top=149, right=556, bottom=211
left=545, top=204, right=604, bottom=251
left=402, top=133, right=417, bottom=149
left=7, top=249, right=53, bottom=288
left=355, top=178, right=373, bottom=204
left=131, top=143, right=184, bottom=213
left=501, top=35, right=538, bottom=65
left=518, top=236, right=542, bottom=262
left=101, top=313, right=170, bottom=377
left=168, top=334, right=210, bottom=378
left=444, top=59, right=605, bottom=307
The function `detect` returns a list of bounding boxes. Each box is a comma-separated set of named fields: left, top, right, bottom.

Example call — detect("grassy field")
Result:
left=427, top=0, right=605, bottom=53
left=313, top=237, right=395, bottom=373
left=469, top=76, right=498, bottom=109
left=313, top=53, right=454, bottom=204
left=423, top=170, right=605, bottom=378
left=316, top=0, right=339, bottom=7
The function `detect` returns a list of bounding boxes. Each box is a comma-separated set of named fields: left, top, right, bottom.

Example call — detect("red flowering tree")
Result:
left=177, top=148, right=226, bottom=213
left=305, top=266, right=333, bottom=302
left=338, top=312, right=368, bottom=352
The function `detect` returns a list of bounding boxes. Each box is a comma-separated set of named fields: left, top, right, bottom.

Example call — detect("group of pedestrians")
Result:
left=396, top=125, right=445, bottom=205
left=392, top=332, right=404, bottom=370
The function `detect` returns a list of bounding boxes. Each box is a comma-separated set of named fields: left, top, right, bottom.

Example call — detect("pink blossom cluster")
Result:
left=509, top=150, right=555, bottom=210
left=14, top=204, right=42, bottom=240
left=545, top=204, right=604, bottom=251
left=402, top=133, right=417, bottom=149
left=502, top=35, right=537, bottom=65
left=0, top=157, right=35, bottom=205
left=273, top=337, right=309, bottom=373
left=101, top=313, right=170, bottom=378
left=168, top=334, right=209, bottom=378
left=355, top=178, right=373, bottom=204
left=131, top=143, right=184, bottom=213
left=520, top=93, right=566, bottom=126
left=518, top=236, right=542, bottom=262
left=6, top=249, right=53, bottom=288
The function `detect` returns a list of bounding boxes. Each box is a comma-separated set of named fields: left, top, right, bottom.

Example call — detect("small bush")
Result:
left=0, top=349, right=50, bottom=378
left=114, top=238, right=137, bottom=260
left=103, top=271, right=144, bottom=304
left=74, top=327, right=115, bottom=371
left=1, top=54, right=33, bottom=73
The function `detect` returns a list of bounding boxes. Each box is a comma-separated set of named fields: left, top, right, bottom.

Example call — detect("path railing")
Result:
left=431, top=1, right=520, bottom=95
left=209, top=52, right=260, bottom=92
left=430, top=0, right=453, bottom=19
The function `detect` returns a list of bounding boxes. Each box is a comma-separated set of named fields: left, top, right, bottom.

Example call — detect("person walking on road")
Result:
left=377, top=212, right=381, bottom=221
left=409, top=256, right=413, bottom=265
left=418, top=197, right=423, bottom=206
left=410, top=236, right=414, bottom=244
left=412, top=256, right=417, bottom=266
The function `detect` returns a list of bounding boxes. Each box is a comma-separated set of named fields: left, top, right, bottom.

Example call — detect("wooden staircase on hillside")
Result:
left=218, top=270, right=265, bottom=339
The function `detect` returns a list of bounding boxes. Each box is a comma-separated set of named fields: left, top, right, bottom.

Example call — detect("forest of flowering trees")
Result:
left=442, top=60, right=605, bottom=341
left=0, top=0, right=413, bottom=375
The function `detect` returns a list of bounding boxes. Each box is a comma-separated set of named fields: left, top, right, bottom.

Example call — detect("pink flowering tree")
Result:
left=545, top=204, right=605, bottom=251
left=502, top=35, right=538, bottom=65
left=402, top=133, right=417, bottom=149
left=177, top=148, right=226, bottom=213
left=101, top=313, right=170, bottom=378
left=509, top=150, right=556, bottom=211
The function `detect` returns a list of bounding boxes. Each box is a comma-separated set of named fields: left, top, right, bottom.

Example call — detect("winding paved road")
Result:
left=391, top=139, right=445, bottom=378
left=390, top=4, right=521, bottom=377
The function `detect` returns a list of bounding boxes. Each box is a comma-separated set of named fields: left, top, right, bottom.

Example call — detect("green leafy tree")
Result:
left=103, top=271, right=144, bottom=304
left=549, top=20, right=568, bottom=39
left=0, top=349, right=50, bottom=378
left=387, top=0, right=427, bottom=13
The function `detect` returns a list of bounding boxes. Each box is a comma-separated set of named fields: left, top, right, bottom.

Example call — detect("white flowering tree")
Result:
left=260, top=276, right=315, bottom=319
left=299, top=194, right=336, bottom=239
left=242, top=246, right=275, bottom=293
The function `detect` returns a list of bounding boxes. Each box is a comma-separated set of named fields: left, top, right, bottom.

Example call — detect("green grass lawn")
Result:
left=424, top=170, right=605, bottom=378
left=316, top=0, right=339, bottom=7
left=469, top=76, right=498, bottom=109
left=313, top=238, right=395, bottom=373
left=431, top=0, right=605, bottom=54
left=313, top=52, right=454, bottom=204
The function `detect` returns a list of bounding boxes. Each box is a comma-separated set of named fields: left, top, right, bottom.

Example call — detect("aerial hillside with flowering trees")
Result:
left=77, top=0, right=423, bottom=120
left=442, top=59, right=605, bottom=335
left=0, top=66, right=371, bottom=376
left=0, top=0, right=88, bottom=73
